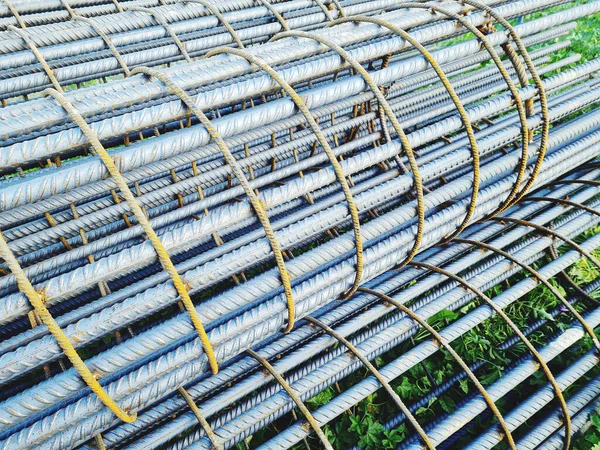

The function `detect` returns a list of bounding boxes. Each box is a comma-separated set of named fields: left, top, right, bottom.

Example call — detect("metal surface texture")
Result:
left=1, top=0, right=600, bottom=448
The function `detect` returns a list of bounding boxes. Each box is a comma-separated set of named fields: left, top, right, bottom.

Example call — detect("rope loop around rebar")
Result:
left=42, top=86, right=220, bottom=375
left=356, top=287, right=517, bottom=450
left=407, top=260, right=572, bottom=450
left=255, top=0, right=290, bottom=31
left=1, top=0, right=26, bottom=28
left=177, top=387, right=223, bottom=450
left=204, top=46, right=365, bottom=302
left=179, top=0, right=245, bottom=49
left=453, top=237, right=600, bottom=352
left=326, top=15, right=480, bottom=245
left=456, top=0, right=549, bottom=207
left=246, top=348, right=334, bottom=450
left=7, top=25, right=63, bottom=92
left=71, top=15, right=131, bottom=76
left=129, top=65, right=297, bottom=333
left=0, top=229, right=137, bottom=423
left=125, top=6, right=192, bottom=62
left=270, top=29, right=424, bottom=269
left=388, top=2, right=531, bottom=229
left=305, top=315, right=436, bottom=449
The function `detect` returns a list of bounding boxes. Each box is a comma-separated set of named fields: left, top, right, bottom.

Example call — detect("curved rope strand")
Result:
left=130, top=65, right=297, bottom=333
left=357, top=287, right=517, bottom=450
left=408, top=260, right=572, bottom=449
left=392, top=2, right=531, bottom=220
left=0, top=230, right=136, bottom=423
left=327, top=15, right=480, bottom=243
left=43, top=86, right=219, bottom=374
left=71, top=15, right=131, bottom=76
left=177, top=387, right=223, bottom=450
left=305, top=315, right=435, bottom=449
left=8, top=25, right=63, bottom=92
left=453, top=237, right=600, bottom=351
left=204, top=46, right=365, bottom=300
left=271, top=29, right=425, bottom=268
left=181, top=0, right=245, bottom=49
left=246, top=348, right=334, bottom=449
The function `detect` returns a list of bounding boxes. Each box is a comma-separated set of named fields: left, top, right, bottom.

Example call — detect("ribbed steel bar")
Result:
left=0, top=0, right=586, bottom=183
left=0, top=2, right=598, bottom=449
left=87, top=161, right=600, bottom=449
left=253, top=202, right=600, bottom=450
left=2, top=92, right=598, bottom=449
left=0, top=0, right=414, bottom=99
left=165, top=173, right=600, bottom=450
left=1, top=74, right=596, bottom=387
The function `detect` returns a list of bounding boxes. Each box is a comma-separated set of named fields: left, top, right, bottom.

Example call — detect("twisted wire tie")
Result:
left=71, top=15, right=131, bottom=76
left=177, top=386, right=223, bottom=449
left=125, top=6, right=192, bottom=62
left=7, top=25, right=64, bottom=92
left=408, top=260, right=572, bottom=449
left=43, top=86, right=219, bottom=377
left=0, top=229, right=137, bottom=423
left=204, top=46, right=364, bottom=320
left=356, top=287, right=516, bottom=449
left=246, top=348, right=334, bottom=450
left=1, top=0, right=26, bottom=28
left=305, top=314, right=436, bottom=449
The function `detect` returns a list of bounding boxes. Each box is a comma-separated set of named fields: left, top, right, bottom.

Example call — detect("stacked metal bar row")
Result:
left=0, top=0, right=380, bottom=102
left=211, top=162, right=600, bottom=450
left=0, top=0, right=599, bottom=448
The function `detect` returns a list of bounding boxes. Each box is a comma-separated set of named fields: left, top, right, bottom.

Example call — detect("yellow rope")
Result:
left=247, top=348, right=334, bottom=449
left=255, top=0, right=290, bottom=31
left=458, top=0, right=549, bottom=207
left=358, top=286, right=517, bottom=449
left=1, top=0, right=26, bottom=28
left=177, top=387, right=223, bottom=449
left=273, top=30, right=425, bottom=268
left=60, top=0, right=76, bottom=17
left=43, top=87, right=219, bottom=375
left=305, top=315, right=435, bottom=449
left=8, top=25, right=64, bottom=92
left=130, top=65, right=296, bottom=333
left=72, top=15, right=131, bottom=76
left=126, top=6, right=192, bottom=62
left=0, top=230, right=136, bottom=422
left=205, top=46, right=365, bottom=302
left=330, top=16, right=481, bottom=243
left=411, top=260, right=571, bottom=449
left=181, top=0, right=245, bottom=49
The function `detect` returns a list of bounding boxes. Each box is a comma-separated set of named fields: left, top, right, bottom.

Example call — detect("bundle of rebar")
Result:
left=1, top=0, right=600, bottom=448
